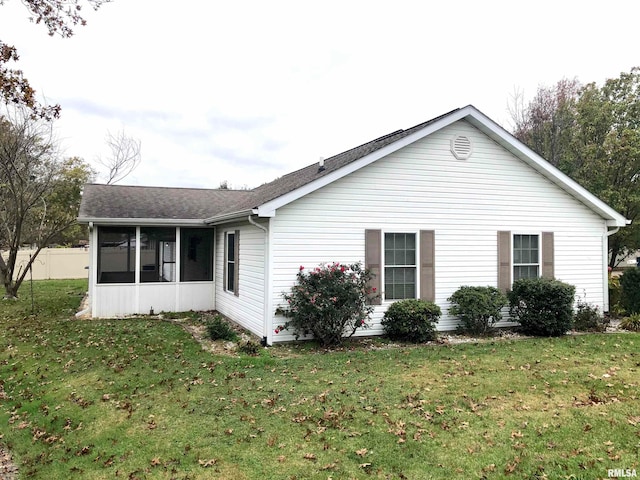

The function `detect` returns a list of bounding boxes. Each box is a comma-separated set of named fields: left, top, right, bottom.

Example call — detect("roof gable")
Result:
left=242, top=105, right=628, bottom=227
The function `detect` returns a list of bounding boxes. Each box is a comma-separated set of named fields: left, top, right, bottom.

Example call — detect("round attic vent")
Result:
left=450, top=135, right=472, bottom=160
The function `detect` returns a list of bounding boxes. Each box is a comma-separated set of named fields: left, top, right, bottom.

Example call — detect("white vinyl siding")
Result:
left=215, top=221, right=266, bottom=338
left=268, top=119, right=608, bottom=338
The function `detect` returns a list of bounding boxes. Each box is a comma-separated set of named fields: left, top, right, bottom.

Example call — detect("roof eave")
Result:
left=203, top=209, right=255, bottom=225
left=77, top=217, right=208, bottom=226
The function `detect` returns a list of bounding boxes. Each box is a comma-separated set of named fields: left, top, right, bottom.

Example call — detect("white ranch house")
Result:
left=78, top=106, right=629, bottom=344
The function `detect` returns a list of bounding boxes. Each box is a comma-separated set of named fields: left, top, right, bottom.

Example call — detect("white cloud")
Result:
left=1, top=0, right=638, bottom=188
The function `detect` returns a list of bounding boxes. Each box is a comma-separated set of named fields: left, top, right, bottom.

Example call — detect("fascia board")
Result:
left=463, top=108, right=630, bottom=226
left=77, top=217, right=207, bottom=226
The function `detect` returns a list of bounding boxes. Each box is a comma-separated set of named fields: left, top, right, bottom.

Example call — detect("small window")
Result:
left=225, top=231, right=238, bottom=294
left=384, top=232, right=416, bottom=300
left=513, top=234, right=539, bottom=281
left=97, top=227, right=135, bottom=283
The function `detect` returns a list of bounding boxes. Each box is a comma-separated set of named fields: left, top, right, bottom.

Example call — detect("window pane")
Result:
left=140, top=227, right=176, bottom=282
left=180, top=228, right=213, bottom=281
left=227, top=263, right=235, bottom=291
left=514, top=265, right=539, bottom=281
left=97, top=227, right=135, bottom=283
left=514, top=249, right=522, bottom=264
left=385, top=267, right=416, bottom=300
left=227, top=233, right=235, bottom=262
left=406, top=248, right=416, bottom=266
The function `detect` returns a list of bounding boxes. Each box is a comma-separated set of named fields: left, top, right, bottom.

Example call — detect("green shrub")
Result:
left=207, top=315, right=239, bottom=342
left=508, top=277, right=575, bottom=336
left=620, top=268, right=640, bottom=315
left=573, top=299, right=607, bottom=332
left=447, top=286, right=508, bottom=335
left=275, top=262, right=377, bottom=346
left=381, top=299, right=440, bottom=342
left=620, top=314, right=640, bottom=332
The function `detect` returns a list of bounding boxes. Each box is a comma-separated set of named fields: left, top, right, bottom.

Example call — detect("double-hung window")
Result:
left=224, top=230, right=239, bottom=295
left=384, top=232, right=417, bottom=300
left=513, top=234, right=539, bottom=281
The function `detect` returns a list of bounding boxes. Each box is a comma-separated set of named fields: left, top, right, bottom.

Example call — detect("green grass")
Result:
left=1, top=280, right=639, bottom=479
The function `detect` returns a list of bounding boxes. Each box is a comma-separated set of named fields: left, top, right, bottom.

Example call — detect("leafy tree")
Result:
left=510, top=78, right=582, bottom=173
left=511, top=68, right=640, bottom=266
left=573, top=69, right=640, bottom=265
left=0, top=0, right=110, bottom=119
left=0, top=109, right=93, bottom=298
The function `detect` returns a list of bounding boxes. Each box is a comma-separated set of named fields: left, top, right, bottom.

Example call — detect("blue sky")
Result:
left=1, top=0, right=638, bottom=189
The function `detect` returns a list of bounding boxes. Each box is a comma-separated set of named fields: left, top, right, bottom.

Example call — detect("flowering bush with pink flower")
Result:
left=275, top=262, right=378, bottom=346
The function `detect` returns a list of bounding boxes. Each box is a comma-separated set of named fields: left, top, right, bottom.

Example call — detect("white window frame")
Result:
left=512, top=232, right=541, bottom=281
left=225, top=231, right=236, bottom=293
left=383, top=231, right=419, bottom=301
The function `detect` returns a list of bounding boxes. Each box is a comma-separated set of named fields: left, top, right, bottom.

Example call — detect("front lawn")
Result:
left=0, top=280, right=638, bottom=479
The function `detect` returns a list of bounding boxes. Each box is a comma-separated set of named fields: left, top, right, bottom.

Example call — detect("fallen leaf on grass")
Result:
left=356, top=448, right=368, bottom=457
left=303, top=453, right=317, bottom=461
left=198, top=458, right=217, bottom=467
left=150, top=457, right=162, bottom=466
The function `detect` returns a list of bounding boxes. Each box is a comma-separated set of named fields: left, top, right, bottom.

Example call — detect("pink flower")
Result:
left=372, top=287, right=377, bottom=292
left=299, top=265, right=305, bottom=271
left=340, top=266, right=346, bottom=272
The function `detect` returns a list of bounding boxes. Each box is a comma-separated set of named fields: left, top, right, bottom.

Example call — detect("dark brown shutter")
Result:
left=541, top=231, right=554, bottom=279
left=420, top=230, right=435, bottom=302
left=234, top=229, right=240, bottom=296
left=498, top=231, right=511, bottom=293
left=365, top=229, right=382, bottom=305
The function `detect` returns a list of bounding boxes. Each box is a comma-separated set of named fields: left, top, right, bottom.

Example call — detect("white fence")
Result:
left=1, top=248, right=89, bottom=280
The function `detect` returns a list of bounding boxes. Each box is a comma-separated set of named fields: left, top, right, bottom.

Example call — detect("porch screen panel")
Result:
left=180, top=228, right=214, bottom=281
left=97, top=226, right=135, bottom=283
left=140, top=227, right=176, bottom=282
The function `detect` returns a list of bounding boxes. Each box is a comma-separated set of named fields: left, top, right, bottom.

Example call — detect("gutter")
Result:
left=247, top=215, right=270, bottom=347
left=204, top=209, right=254, bottom=225
left=77, top=217, right=207, bottom=227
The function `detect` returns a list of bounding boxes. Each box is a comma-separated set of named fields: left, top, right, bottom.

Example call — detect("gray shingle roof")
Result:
left=78, top=108, right=459, bottom=222
left=78, top=184, right=253, bottom=221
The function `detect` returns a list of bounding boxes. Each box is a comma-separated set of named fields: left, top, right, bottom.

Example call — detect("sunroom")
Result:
left=88, top=224, right=215, bottom=317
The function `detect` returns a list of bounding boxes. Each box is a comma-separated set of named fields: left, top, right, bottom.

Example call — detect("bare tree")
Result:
left=96, top=129, right=141, bottom=184
left=0, top=108, right=93, bottom=298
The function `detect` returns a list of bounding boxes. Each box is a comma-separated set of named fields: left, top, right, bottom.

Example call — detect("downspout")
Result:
left=603, top=226, right=621, bottom=313
left=248, top=215, right=270, bottom=346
